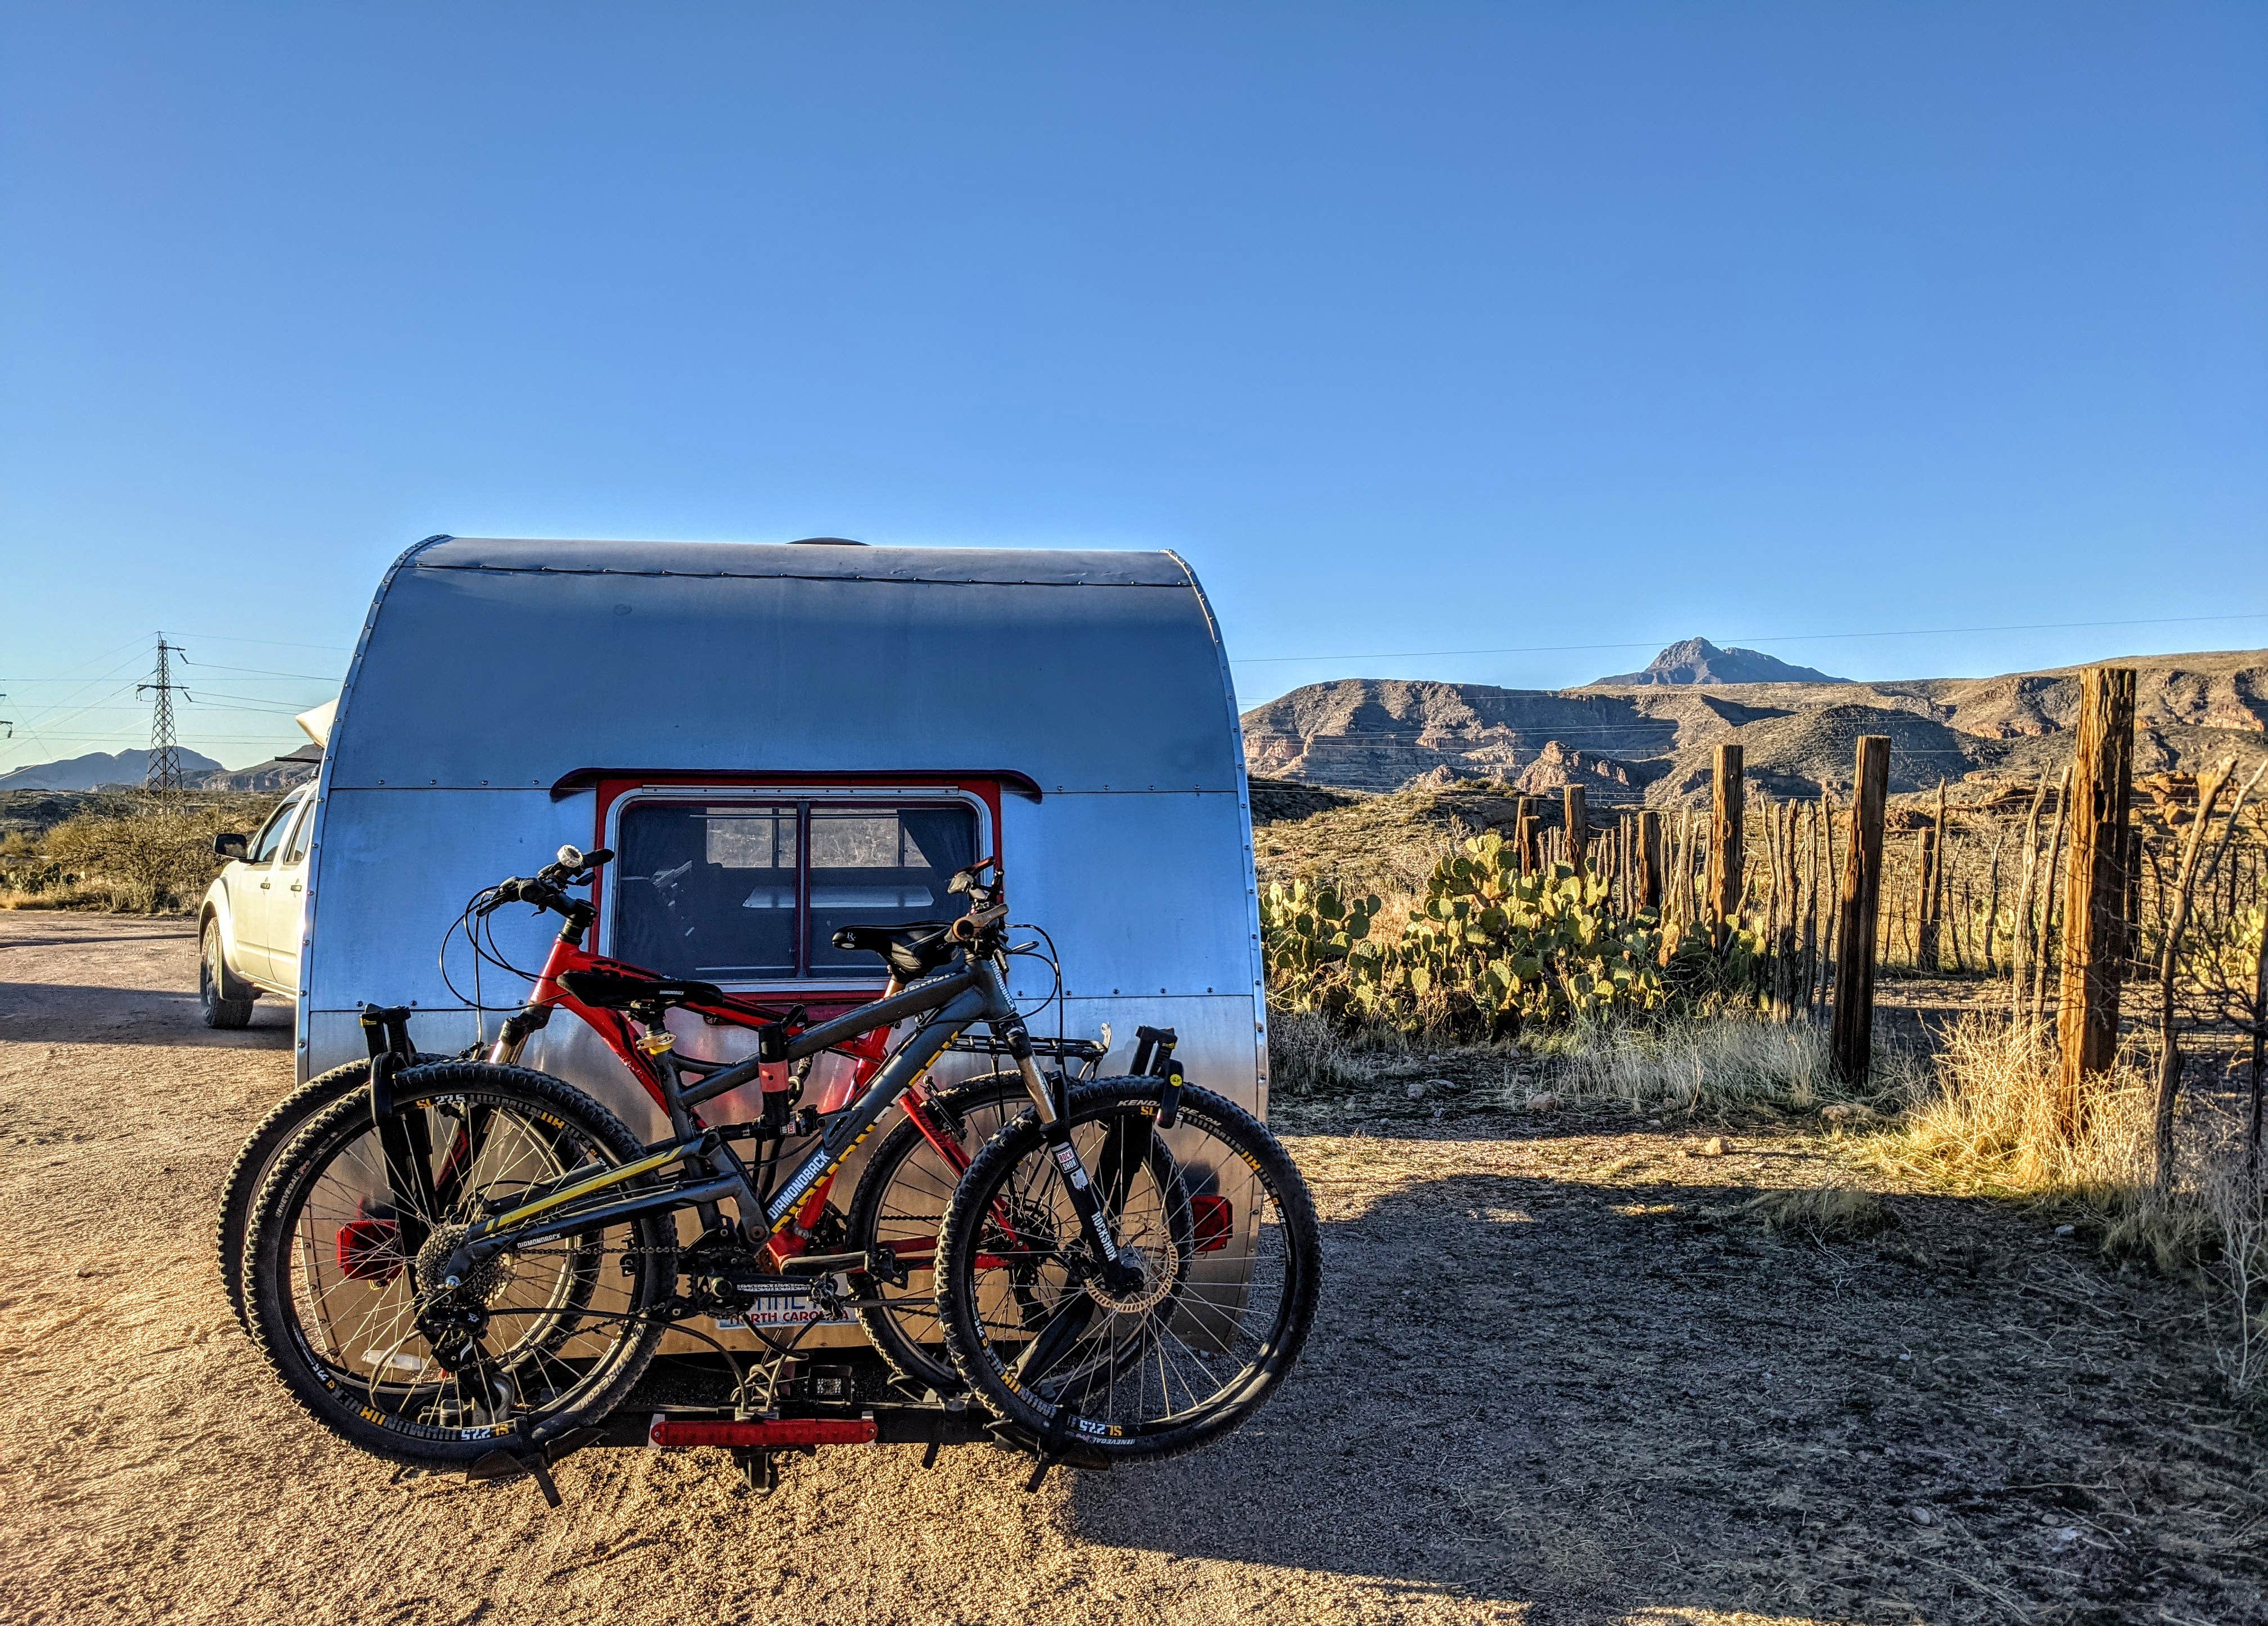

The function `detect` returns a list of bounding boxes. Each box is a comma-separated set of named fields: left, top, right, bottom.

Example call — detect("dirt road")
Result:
left=2, top=914, right=2261, bottom=1624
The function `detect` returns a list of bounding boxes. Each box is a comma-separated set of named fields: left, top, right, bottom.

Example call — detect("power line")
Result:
left=174, top=655, right=344, bottom=681
left=1228, top=610, right=2268, bottom=666
left=174, top=631, right=355, bottom=652
left=5, top=734, right=301, bottom=745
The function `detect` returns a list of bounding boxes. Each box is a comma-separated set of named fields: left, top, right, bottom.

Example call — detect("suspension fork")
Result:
left=975, top=962, right=1143, bottom=1292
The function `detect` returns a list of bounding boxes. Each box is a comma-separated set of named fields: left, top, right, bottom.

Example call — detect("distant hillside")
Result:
left=1241, top=648, right=2268, bottom=805
left=0, top=748, right=224, bottom=792
left=201, top=745, right=321, bottom=792
left=1591, top=637, right=1847, bottom=687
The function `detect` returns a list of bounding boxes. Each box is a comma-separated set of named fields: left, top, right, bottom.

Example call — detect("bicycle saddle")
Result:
left=831, top=920, right=957, bottom=980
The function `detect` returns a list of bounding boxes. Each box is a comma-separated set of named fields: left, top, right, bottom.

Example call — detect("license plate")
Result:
left=710, top=1278, right=854, bottom=1331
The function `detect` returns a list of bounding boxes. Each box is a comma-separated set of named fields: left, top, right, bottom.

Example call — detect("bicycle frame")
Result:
left=429, top=902, right=1063, bottom=1287
left=456, top=961, right=1011, bottom=1272
left=480, top=929, right=969, bottom=1268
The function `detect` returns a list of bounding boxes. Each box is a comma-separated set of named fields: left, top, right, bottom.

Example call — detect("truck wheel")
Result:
left=200, top=919, right=255, bottom=1030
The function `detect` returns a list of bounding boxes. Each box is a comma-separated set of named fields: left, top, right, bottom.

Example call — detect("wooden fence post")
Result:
left=1513, top=796, right=1534, bottom=874
left=1564, top=785, right=1588, bottom=883
left=2032, top=767, right=2073, bottom=1028
left=1982, top=824, right=2005, bottom=977
left=1707, top=744, right=1744, bottom=949
left=1636, top=810, right=1663, bottom=909
left=2121, top=826, right=2144, bottom=976
left=1832, top=736, right=1892, bottom=1084
left=2155, top=757, right=2239, bottom=1185
left=1917, top=780, right=1946, bottom=971
left=2056, top=667, right=2137, bottom=1140
left=2010, top=773, right=2049, bottom=1021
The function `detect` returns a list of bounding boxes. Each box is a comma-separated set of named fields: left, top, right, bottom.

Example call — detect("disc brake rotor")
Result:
left=1084, top=1237, right=1182, bottom=1316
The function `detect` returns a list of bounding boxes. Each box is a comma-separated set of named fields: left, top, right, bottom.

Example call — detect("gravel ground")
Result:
left=3, top=914, right=2264, bottom=1625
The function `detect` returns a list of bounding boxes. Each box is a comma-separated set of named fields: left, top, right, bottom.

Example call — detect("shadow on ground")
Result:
left=1068, top=1157, right=2261, bottom=1626
left=0, top=981, right=292, bottom=1045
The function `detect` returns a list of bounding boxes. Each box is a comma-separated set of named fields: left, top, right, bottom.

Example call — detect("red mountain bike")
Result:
left=238, top=846, right=1320, bottom=1470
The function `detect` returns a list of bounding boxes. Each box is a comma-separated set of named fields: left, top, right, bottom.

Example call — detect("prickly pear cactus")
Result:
left=1264, top=832, right=1668, bottom=1035
left=1260, top=879, right=1379, bottom=1016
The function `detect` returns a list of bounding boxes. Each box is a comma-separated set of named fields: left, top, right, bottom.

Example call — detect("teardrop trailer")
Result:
left=244, top=534, right=1315, bottom=1497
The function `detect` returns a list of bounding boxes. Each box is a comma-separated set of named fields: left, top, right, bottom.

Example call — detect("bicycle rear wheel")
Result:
left=934, top=1079, right=1321, bottom=1461
left=243, top=1062, right=677, bottom=1464
left=844, top=1074, right=1030, bottom=1395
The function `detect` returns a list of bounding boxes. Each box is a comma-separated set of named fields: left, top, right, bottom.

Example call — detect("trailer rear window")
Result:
left=611, top=799, right=979, bottom=983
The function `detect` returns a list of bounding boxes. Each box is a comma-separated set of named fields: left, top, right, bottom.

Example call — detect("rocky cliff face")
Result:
left=1241, top=649, right=2268, bottom=804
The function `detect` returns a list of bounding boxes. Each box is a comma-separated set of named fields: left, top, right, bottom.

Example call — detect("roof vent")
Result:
left=788, top=536, right=867, bottom=546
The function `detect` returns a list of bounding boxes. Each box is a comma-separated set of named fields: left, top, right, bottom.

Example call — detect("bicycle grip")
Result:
left=951, top=904, right=1009, bottom=942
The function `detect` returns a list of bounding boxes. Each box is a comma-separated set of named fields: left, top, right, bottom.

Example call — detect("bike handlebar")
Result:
left=478, top=845, right=613, bottom=922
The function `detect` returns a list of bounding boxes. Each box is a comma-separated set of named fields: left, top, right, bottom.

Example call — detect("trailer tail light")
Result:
left=647, top=1415, right=878, bottom=1449
left=1190, top=1194, right=1232, bottom=1254
left=335, top=1204, right=403, bottom=1283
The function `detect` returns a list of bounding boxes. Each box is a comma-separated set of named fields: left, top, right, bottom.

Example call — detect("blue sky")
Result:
left=3, top=3, right=2262, bottom=771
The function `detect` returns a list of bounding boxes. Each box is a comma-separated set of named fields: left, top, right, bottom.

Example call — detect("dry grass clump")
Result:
left=1878, top=1015, right=2154, bottom=1198
left=1542, top=1015, right=1879, bottom=1117
left=1877, top=1012, right=2268, bottom=1407
left=1716, top=1185, right=1897, bottom=1242
left=1267, top=1006, right=1408, bottom=1095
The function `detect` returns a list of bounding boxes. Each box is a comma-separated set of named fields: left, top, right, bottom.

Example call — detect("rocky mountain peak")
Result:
left=1591, top=637, right=1847, bottom=688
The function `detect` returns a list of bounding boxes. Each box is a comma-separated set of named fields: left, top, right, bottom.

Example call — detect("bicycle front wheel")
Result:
left=934, top=1079, right=1321, bottom=1461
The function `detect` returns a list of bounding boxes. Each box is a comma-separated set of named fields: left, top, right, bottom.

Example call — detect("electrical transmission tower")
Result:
left=137, top=635, right=187, bottom=798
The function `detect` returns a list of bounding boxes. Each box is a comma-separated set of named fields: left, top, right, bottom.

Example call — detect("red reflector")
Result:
left=1191, top=1193, right=1232, bottom=1254
left=647, top=1416, right=878, bottom=1449
left=335, top=1212, right=402, bottom=1282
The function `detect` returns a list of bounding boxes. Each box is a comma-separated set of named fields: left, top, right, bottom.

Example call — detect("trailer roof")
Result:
left=327, top=536, right=1244, bottom=796
left=411, top=535, right=1197, bottom=588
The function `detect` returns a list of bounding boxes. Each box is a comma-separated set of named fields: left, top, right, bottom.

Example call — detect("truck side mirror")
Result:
left=214, top=833, right=249, bottom=861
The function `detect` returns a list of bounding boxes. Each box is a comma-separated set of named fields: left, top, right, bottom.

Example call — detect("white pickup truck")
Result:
left=197, top=700, right=332, bottom=1028
left=199, top=782, right=317, bottom=1027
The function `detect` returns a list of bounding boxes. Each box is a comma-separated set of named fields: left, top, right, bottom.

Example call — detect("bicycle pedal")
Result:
left=463, top=1425, right=601, bottom=1508
left=465, top=1448, right=562, bottom=1509
left=984, top=1417, right=1110, bottom=1478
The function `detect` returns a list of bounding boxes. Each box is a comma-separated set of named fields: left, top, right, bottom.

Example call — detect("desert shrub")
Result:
left=30, top=796, right=278, bottom=913
left=2200, top=1166, right=2268, bottom=1407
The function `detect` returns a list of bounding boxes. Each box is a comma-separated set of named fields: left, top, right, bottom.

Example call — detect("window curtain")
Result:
left=899, top=807, right=977, bottom=875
